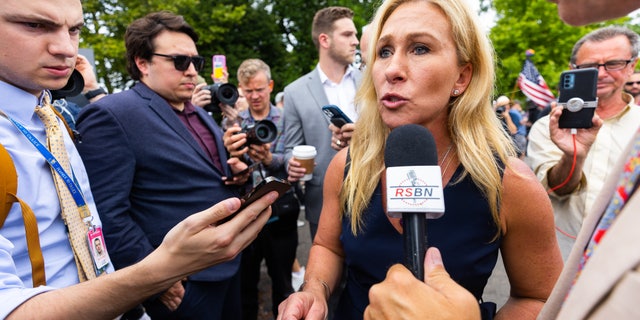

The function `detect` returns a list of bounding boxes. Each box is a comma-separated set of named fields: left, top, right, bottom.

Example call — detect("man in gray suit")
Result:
left=283, top=6, right=361, bottom=240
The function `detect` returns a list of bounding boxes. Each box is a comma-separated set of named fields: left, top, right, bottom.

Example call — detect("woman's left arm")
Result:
left=496, top=157, right=564, bottom=320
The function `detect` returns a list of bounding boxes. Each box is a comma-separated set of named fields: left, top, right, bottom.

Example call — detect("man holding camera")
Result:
left=526, top=26, right=640, bottom=259
left=75, top=11, right=251, bottom=319
left=222, top=58, right=298, bottom=320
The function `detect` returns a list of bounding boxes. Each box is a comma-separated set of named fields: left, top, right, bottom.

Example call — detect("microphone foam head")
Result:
left=384, top=124, right=438, bottom=167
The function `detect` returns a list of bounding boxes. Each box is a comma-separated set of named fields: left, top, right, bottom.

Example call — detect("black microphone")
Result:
left=384, top=124, right=445, bottom=280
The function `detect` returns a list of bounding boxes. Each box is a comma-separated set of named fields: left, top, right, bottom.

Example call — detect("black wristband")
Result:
left=84, top=88, right=107, bottom=100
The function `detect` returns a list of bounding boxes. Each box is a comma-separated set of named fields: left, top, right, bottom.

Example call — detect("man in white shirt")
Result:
left=526, top=26, right=640, bottom=259
left=284, top=6, right=361, bottom=240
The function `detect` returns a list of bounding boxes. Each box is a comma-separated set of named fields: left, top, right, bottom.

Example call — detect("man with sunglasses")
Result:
left=527, top=26, right=640, bottom=260
left=623, top=70, right=640, bottom=103
left=75, top=11, right=252, bottom=319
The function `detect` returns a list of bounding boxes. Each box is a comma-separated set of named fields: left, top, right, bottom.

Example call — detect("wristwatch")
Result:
left=84, top=88, right=107, bottom=100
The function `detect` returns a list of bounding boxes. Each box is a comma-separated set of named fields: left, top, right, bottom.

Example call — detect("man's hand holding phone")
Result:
left=219, top=177, right=291, bottom=224
left=548, top=102, right=603, bottom=158
left=550, top=68, right=604, bottom=156
left=557, top=68, right=598, bottom=129
left=329, top=122, right=355, bottom=150
left=323, top=105, right=355, bottom=150
left=223, top=157, right=252, bottom=185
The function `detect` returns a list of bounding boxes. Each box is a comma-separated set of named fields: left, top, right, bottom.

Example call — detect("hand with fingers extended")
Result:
left=143, top=193, right=276, bottom=280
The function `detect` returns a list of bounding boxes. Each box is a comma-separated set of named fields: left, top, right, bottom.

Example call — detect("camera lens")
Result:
left=217, top=84, right=239, bottom=105
left=242, top=120, right=278, bottom=146
left=203, top=83, right=239, bottom=112
left=256, top=127, right=269, bottom=139
left=253, top=121, right=277, bottom=143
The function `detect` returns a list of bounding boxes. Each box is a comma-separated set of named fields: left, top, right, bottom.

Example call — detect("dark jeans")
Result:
left=241, top=220, right=298, bottom=319
left=143, top=274, right=241, bottom=320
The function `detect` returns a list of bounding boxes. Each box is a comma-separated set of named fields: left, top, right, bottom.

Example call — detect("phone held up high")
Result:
left=212, top=55, right=226, bottom=83
left=219, top=176, right=291, bottom=224
left=322, top=105, right=353, bottom=128
left=557, top=68, right=598, bottom=129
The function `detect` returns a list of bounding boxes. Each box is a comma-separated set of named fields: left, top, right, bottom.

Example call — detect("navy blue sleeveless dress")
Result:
left=335, top=165, right=502, bottom=319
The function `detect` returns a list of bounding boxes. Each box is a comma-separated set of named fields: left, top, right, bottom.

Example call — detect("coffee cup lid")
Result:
left=293, top=145, right=317, bottom=157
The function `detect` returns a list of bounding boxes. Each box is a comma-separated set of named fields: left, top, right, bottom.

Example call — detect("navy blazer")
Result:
left=76, top=83, right=240, bottom=282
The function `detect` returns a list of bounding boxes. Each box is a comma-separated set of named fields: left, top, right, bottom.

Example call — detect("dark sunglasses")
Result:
left=152, top=53, right=205, bottom=72
left=626, top=81, right=640, bottom=86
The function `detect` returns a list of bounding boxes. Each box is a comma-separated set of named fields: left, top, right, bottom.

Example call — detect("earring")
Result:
left=452, top=89, right=460, bottom=96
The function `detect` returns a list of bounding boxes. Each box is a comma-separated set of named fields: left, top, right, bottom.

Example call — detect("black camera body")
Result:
left=203, top=83, right=239, bottom=113
left=495, top=106, right=506, bottom=115
left=241, top=120, right=278, bottom=146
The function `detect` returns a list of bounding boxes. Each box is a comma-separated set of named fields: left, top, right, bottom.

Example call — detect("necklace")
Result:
left=440, top=144, right=454, bottom=178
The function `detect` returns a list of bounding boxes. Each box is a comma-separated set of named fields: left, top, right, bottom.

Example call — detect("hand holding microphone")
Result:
left=364, top=248, right=480, bottom=320
left=384, top=124, right=445, bottom=280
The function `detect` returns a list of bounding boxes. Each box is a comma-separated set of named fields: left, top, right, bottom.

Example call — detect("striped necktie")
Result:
left=35, top=96, right=96, bottom=282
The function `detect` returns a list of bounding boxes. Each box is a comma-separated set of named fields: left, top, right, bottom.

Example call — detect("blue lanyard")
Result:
left=1, top=109, right=90, bottom=218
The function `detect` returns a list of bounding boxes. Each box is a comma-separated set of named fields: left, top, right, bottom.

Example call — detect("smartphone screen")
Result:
left=558, top=68, right=598, bottom=128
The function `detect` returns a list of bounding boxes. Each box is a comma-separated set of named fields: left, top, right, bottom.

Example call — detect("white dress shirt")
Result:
left=318, top=64, right=359, bottom=122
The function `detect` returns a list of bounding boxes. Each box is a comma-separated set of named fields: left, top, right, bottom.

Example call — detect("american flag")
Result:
left=517, top=52, right=555, bottom=108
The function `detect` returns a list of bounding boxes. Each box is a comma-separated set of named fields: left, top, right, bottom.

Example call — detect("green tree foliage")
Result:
left=81, top=0, right=379, bottom=95
left=488, top=0, right=634, bottom=103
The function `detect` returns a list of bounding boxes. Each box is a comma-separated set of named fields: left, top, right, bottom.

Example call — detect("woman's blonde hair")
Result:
left=342, top=0, right=515, bottom=235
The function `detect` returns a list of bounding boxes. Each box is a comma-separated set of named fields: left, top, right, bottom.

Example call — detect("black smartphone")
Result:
left=232, top=162, right=261, bottom=178
left=322, top=105, right=353, bottom=128
left=220, top=176, right=292, bottom=224
left=558, top=68, right=598, bottom=129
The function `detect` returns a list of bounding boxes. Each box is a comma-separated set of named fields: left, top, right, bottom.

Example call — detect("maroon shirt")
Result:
left=173, top=101, right=223, bottom=171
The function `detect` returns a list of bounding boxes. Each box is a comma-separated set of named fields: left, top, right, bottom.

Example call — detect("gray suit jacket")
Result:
left=283, top=66, right=361, bottom=225
left=538, top=133, right=640, bottom=319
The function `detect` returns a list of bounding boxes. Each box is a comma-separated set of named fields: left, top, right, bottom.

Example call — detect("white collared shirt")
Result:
left=317, top=64, right=359, bottom=121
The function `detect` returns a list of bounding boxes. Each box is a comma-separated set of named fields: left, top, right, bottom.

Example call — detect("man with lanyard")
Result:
left=0, top=1, right=273, bottom=318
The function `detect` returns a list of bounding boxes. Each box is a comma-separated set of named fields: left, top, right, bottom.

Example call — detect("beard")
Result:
left=328, top=44, right=355, bottom=66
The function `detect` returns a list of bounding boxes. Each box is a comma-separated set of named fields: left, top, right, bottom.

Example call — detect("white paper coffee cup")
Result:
left=292, top=145, right=317, bottom=181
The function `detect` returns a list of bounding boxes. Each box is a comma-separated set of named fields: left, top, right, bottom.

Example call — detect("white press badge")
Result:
left=87, top=226, right=111, bottom=275
left=385, top=166, right=445, bottom=219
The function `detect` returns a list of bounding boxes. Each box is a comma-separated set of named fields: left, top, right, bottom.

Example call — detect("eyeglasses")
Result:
left=626, top=81, right=640, bottom=86
left=573, top=59, right=632, bottom=71
left=152, top=53, right=205, bottom=72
